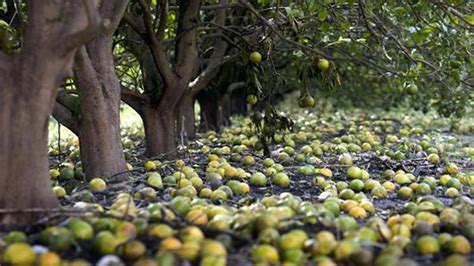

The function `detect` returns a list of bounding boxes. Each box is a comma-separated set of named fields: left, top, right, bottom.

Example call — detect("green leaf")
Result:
left=288, top=15, right=299, bottom=33
left=340, top=21, right=350, bottom=31
left=319, top=22, right=331, bottom=32
left=420, top=23, right=438, bottom=34
left=0, top=20, right=10, bottom=29
left=318, top=9, right=329, bottom=21
left=392, top=7, right=405, bottom=18
left=464, top=15, right=474, bottom=26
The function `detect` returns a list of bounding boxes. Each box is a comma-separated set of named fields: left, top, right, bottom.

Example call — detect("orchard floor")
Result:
left=2, top=100, right=474, bottom=266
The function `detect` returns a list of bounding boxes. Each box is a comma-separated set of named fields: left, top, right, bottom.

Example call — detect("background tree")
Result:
left=120, top=0, right=235, bottom=157
left=116, top=0, right=472, bottom=157
left=197, top=64, right=247, bottom=132
left=119, top=0, right=200, bottom=157
left=238, top=0, right=473, bottom=119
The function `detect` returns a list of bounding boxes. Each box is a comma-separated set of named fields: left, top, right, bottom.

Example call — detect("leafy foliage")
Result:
left=243, top=0, right=473, bottom=118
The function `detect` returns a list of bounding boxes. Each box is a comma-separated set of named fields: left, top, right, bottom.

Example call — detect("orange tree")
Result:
left=116, top=0, right=472, bottom=156
left=232, top=0, right=472, bottom=150
left=244, top=0, right=472, bottom=115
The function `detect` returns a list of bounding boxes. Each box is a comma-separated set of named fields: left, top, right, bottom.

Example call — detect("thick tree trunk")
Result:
left=142, top=106, right=177, bottom=157
left=0, top=0, right=126, bottom=227
left=0, top=83, right=60, bottom=227
left=0, top=49, right=70, bottom=226
left=74, top=42, right=127, bottom=180
left=176, top=94, right=196, bottom=140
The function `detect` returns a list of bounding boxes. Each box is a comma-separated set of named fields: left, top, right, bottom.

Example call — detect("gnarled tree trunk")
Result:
left=0, top=0, right=125, bottom=227
left=75, top=43, right=127, bottom=180
left=51, top=1, right=128, bottom=180
left=0, top=65, right=60, bottom=227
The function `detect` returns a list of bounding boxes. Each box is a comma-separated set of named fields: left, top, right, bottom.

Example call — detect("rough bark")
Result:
left=142, top=106, right=177, bottom=157
left=0, top=0, right=108, bottom=227
left=0, top=65, right=60, bottom=227
left=121, top=41, right=174, bottom=157
left=75, top=44, right=127, bottom=180
left=52, top=0, right=128, bottom=180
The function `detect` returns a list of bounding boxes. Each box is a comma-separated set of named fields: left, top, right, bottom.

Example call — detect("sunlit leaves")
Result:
left=464, top=15, right=474, bottom=26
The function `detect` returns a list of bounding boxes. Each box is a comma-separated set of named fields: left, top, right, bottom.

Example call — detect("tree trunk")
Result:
left=230, top=86, right=248, bottom=115
left=198, top=90, right=220, bottom=132
left=176, top=93, right=196, bottom=140
left=74, top=42, right=127, bottom=180
left=142, top=106, right=177, bottom=157
left=0, top=85, right=60, bottom=227
left=0, top=0, right=126, bottom=228
left=218, top=93, right=232, bottom=128
left=0, top=51, right=67, bottom=227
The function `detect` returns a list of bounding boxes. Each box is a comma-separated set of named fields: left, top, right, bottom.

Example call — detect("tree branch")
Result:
left=156, top=0, right=168, bottom=41
left=227, top=81, right=245, bottom=94
left=239, top=0, right=328, bottom=58
left=175, top=0, right=200, bottom=81
left=188, top=45, right=228, bottom=96
left=189, top=0, right=229, bottom=95
left=433, top=1, right=474, bottom=27
left=60, top=0, right=107, bottom=55
left=120, top=85, right=149, bottom=114
left=52, top=102, right=78, bottom=135
left=202, top=3, right=240, bottom=10
left=0, top=0, right=18, bottom=26
left=56, top=89, right=76, bottom=109
left=368, top=6, right=440, bottom=73
left=122, top=13, right=146, bottom=34
left=74, top=46, right=101, bottom=93
left=137, top=0, right=175, bottom=86
left=170, top=3, right=239, bottom=11
left=100, top=0, right=129, bottom=35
